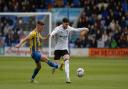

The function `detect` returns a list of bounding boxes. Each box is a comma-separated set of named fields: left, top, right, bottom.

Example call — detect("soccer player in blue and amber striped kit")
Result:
left=15, top=21, right=61, bottom=83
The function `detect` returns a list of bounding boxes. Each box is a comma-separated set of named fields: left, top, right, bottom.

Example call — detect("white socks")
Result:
left=64, top=59, right=70, bottom=81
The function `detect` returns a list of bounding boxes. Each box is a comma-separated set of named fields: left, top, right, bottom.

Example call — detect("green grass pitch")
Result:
left=0, top=56, right=128, bottom=89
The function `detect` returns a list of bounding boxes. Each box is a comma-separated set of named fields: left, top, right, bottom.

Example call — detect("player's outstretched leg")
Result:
left=31, top=62, right=41, bottom=83
left=63, top=54, right=71, bottom=83
left=52, top=61, right=64, bottom=74
left=41, top=54, right=59, bottom=69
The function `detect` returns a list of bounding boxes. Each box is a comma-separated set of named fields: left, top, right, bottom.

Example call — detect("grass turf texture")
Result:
left=0, top=56, right=128, bottom=89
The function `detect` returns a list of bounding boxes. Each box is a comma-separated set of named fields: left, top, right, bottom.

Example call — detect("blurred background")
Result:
left=0, top=1, right=128, bottom=89
left=0, top=0, right=128, bottom=56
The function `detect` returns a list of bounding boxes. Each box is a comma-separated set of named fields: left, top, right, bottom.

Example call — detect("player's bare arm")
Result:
left=40, top=34, right=50, bottom=40
left=15, top=35, right=30, bottom=48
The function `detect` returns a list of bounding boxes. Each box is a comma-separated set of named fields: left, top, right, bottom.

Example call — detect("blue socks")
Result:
left=32, top=68, right=40, bottom=80
left=31, top=61, right=58, bottom=80
left=47, top=60, right=58, bottom=68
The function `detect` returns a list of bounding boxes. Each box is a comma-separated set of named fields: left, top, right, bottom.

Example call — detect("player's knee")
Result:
left=63, top=54, right=70, bottom=61
left=37, top=65, right=41, bottom=70
left=41, top=54, right=48, bottom=62
left=36, top=64, right=41, bottom=69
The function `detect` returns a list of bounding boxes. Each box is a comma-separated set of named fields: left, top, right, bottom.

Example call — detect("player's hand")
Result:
left=80, top=30, right=86, bottom=37
left=85, top=28, right=89, bottom=32
left=80, top=28, right=89, bottom=37
left=46, top=34, right=50, bottom=39
left=15, top=44, right=21, bottom=48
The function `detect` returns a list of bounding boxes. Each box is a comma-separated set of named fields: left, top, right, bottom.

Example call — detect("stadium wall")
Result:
left=89, top=48, right=128, bottom=57
left=0, top=47, right=128, bottom=57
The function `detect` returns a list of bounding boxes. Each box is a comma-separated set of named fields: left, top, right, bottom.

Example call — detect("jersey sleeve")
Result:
left=69, top=26, right=89, bottom=32
left=28, top=31, right=36, bottom=39
left=50, top=27, right=58, bottom=37
left=39, top=33, right=43, bottom=39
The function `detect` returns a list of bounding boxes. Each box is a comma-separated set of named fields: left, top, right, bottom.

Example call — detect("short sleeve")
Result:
left=28, top=31, right=36, bottom=39
left=50, top=27, right=58, bottom=37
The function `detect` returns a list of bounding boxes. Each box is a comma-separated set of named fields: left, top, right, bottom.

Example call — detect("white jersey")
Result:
left=50, top=25, right=88, bottom=50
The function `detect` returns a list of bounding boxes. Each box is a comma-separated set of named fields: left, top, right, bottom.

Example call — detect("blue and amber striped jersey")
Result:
left=28, top=29, right=43, bottom=53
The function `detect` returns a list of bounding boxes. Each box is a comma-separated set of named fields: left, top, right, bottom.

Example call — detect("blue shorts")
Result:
left=31, top=51, right=41, bottom=63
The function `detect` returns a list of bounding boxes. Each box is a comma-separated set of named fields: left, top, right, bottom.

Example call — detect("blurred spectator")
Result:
left=13, top=31, right=20, bottom=44
left=109, top=20, right=116, bottom=31
left=97, top=38, right=105, bottom=48
left=54, top=0, right=64, bottom=7
left=0, top=37, right=4, bottom=47
left=89, top=37, right=97, bottom=48
left=75, top=0, right=128, bottom=48
left=101, top=31, right=108, bottom=47
left=5, top=30, right=14, bottom=46
left=119, top=32, right=127, bottom=48
left=0, top=0, right=128, bottom=48
left=110, top=39, right=118, bottom=48
left=3, top=23, right=13, bottom=36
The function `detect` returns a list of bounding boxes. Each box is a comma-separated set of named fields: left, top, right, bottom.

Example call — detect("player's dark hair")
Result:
left=62, top=18, right=69, bottom=23
left=37, top=21, right=44, bottom=25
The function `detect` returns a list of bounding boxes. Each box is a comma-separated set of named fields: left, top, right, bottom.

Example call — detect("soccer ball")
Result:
left=77, top=68, right=84, bottom=77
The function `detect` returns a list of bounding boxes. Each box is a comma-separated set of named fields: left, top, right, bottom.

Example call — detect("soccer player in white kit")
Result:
left=50, top=18, right=89, bottom=83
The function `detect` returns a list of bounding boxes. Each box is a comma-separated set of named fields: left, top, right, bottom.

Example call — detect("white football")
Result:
left=77, top=68, right=84, bottom=77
